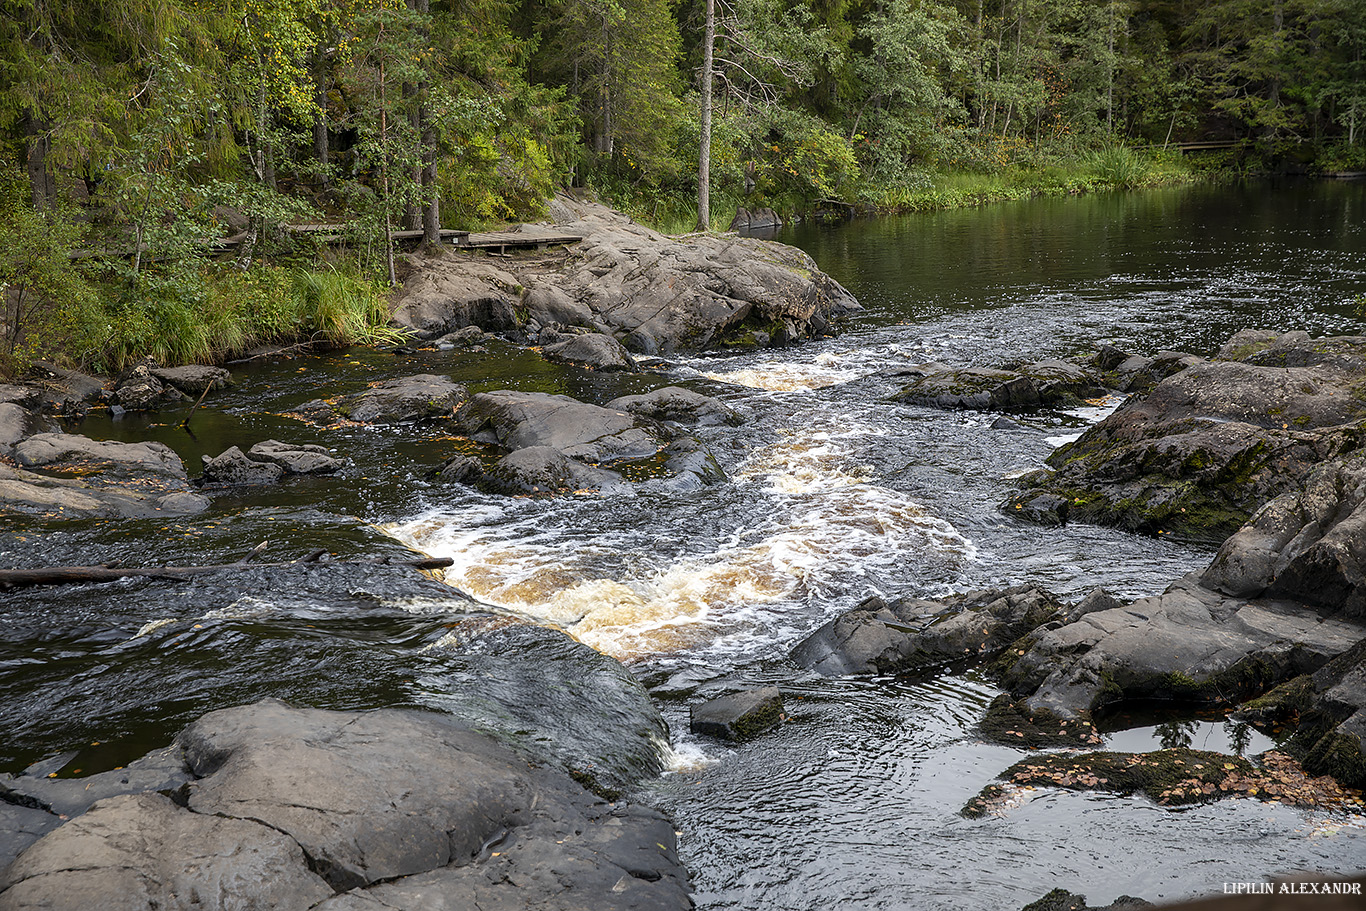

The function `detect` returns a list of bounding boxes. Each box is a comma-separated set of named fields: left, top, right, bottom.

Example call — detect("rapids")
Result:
left=2, top=179, right=1364, bottom=908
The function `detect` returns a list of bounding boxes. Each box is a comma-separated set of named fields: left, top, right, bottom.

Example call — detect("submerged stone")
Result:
left=690, top=687, right=785, bottom=740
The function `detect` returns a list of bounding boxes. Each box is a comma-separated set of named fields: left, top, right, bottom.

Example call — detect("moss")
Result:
left=978, top=695, right=1100, bottom=748
left=1303, top=731, right=1366, bottom=790
left=972, top=748, right=1256, bottom=808
left=960, top=783, right=1006, bottom=819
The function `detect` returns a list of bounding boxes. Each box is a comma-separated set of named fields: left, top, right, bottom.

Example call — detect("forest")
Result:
left=1, top=0, right=1364, bottom=374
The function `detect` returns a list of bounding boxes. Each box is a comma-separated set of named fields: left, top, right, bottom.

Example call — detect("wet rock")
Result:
left=0, top=699, right=690, bottom=910
left=430, top=325, right=485, bottom=349
left=1, top=434, right=208, bottom=518
left=992, top=574, right=1363, bottom=723
left=1016, top=360, right=1107, bottom=403
left=0, top=383, right=41, bottom=409
left=892, top=366, right=1041, bottom=410
left=542, top=332, right=639, bottom=372
left=247, top=440, right=344, bottom=475
left=1215, top=328, right=1281, bottom=361
left=1237, top=638, right=1366, bottom=789
left=607, top=386, right=746, bottom=427
left=428, top=454, right=483, bottom=484
left=791, top=586, right=1064, bottom=677
left=149, top=365, right=231, bottom=395
left=478, top=445, right=618, bottom=496
left=294, top=375, right=468, bottom=425
left=112, top=363, right=189, bottom=411
left=2, top=745, right=194, bottom=819
left=1109, top=350, right=1205, bottom=394
left=1019, top=889, right=1151, bottom=911
left=200, top=446, right=288, bottom=485
left=1008, top=332, right=1366, bottom=542
left=977, top=695, right=1101, bottom=749
left=624, top=328, right=660, bottom=355
left=657, top=438, right=728, bottom=491
left=1010, top=490, right=1071, bottom=526
left=0, top=791, right=335, bottom=911
left=991, top=415, right=1026, bottom=431
left=690, top=687, right=785, bottom=740
left=456, top=391, right=663, bottom=464
left=1202, top=452, right=1366, bottom=621
left=392, top=196, right=859, bottom=353
left=1092, top=343, right=1130, bottom=372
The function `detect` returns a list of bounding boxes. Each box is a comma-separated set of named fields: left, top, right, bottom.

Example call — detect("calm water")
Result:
left=2, top=180, right=1364, bottom=907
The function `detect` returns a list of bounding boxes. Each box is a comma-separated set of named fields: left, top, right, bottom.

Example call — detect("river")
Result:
left=2, top=179, right=1364, bottom=908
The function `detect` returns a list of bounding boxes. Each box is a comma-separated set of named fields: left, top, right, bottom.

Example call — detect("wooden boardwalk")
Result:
left=280, top=223, right=582, bottom=252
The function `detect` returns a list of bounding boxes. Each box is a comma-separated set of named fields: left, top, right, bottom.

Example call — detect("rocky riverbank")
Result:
left=798, top=328, right=1366, bottom=800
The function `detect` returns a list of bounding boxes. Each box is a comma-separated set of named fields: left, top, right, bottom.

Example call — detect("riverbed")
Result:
left=2, top=179, right=1364, bottom=908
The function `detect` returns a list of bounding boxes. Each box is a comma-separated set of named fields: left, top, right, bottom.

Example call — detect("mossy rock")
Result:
left=978, top=695, right=1101, bottom=749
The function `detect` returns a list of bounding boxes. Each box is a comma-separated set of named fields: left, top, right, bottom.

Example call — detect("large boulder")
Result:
left=23, top=361, right=104, bottom=416
left=293, top=375, right=468, bottom=425
left=392, top=197, right=860, bottom=353
left=1008, top=332, right=1366, bottom=542
left=0, top=700, right=691, bottom=911
left=542, top=333, right=639, bottom=371
left=891, top=366, right=1042, bottom=410
left=455, top=391, right=663, bottom=464
left=1, top=434, right=208, bottom=518
left=607, top=386, right=746, bottom=427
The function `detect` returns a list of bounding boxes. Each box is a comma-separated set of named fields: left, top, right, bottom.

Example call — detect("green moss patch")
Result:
left=978, top=696, right=1102, bottom=749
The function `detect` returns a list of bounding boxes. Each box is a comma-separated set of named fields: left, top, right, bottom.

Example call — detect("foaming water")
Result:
left=384, top=412, right=976, bottom=661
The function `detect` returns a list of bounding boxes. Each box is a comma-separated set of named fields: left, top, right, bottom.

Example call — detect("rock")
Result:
left=294, top=375, right=468, bottom=425
left=391, top=198, right=859, bottom=353
left=1010, top=490, right=1071, bottom=526
left=623, top=328, right=660, bottom=355
left=542, top=332, right=639, bottom=372
left=1093, top=344, right=1130, bottom=372
left=247, top=440, right=344, bottom=475
left=791, top=586, right=1064, bottom=677
left=1110, top=350, right=1205, bottom=394
left=1018, top=889, right=1151, bottom=911
left=428, top=454, right=483, bottom=484
left=0, top=802, right=59, bottom=877
left=385, top=260, right=522, bottom=339
left=1237, top=638, right=1366, bottom=790
left=991, top=415, right=1026, bottom=431
left=456, top=391, right=663, bottom=464
left=0, top=383, right=41, bottom=409
left=24, top=361, right=104, bottom=415
left=992, top=574, right=1363, bottom=724
left=0, top=700, right=690, bottom=910
left=2, top=745, right=193, bottom=819
left=1202, top=453, right=1366, bottom=621
left=892, top=366, right=1041, bottom=410
left=113, top=363, right=190, bottom=411
left=430, top=325, right=485, bottom=349
left=728, top=207, right=782, bottom=232
left=150, top=365, right=231, bottom=395
left=1007, top=332, right=1366, bottom=542
left=0, top=402, right=31, bottom=452
left=522, top=284, right=595, bottom=329
left=607, top=386, right=745, bottom=426
left=201, top=446, right=287, bottom=485
left=1017, top=360, right=1107, bottom=402
left=0, top=792, right=335, bottom=910
left=478, top=445, right=618, bottom=496
left=689, top=687, right=785, bottom=740
left=1, top=434, right=208, bottom=518
left=1216, top=328, right=1281, bottom=361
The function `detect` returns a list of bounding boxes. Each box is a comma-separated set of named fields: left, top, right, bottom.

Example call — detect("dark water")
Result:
left=2, top=180, right=1364, bottom=906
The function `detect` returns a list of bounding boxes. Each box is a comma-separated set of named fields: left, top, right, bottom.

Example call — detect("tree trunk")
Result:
left=696, top=0, right=715, bottom=232
left=417, top=0, right=439, bottom=245
left=24, top=116, right=56, bottom=210
left=313, top=46, right=331, bottom=186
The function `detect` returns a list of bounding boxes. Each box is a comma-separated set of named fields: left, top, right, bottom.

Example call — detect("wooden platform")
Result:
left=455, top=230, right=583, bottom=253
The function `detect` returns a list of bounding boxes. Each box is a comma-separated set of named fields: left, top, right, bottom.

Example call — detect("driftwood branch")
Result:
left=0, top=555, right=455, bottom=591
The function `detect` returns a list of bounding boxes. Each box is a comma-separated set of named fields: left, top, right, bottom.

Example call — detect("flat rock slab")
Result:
left=542, top=333, right=638, bottom=371
left=1, top=434, right=207, bottom=518
left=0, top=700, right=690, bottom=911
left=150, top=365, right=232, bottom=394
left=247, top=439, right=344, bottom=475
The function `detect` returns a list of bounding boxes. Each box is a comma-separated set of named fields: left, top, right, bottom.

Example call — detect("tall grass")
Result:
left=79, top=263, right=401, bottom=374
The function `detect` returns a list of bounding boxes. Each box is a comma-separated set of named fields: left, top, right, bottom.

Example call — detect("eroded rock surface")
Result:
left=392, top=196, right=859, bottom=353
left=1008, top=332, right=1366, bottom=542
left=293, top=375, right=468, bottom=425
left=0, top=700, right=691, bottom=911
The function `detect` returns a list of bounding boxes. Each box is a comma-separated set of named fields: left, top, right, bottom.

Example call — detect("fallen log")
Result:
left=0, top=555, right=454, bottom=590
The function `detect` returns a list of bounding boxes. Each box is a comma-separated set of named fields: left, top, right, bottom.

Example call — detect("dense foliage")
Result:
left=0, top=0, right=1362, bottom=372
